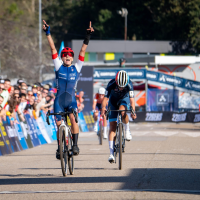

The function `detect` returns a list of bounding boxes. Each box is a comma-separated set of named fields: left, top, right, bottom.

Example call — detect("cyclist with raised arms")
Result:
left=92, top=87, right=108, bottom=139
left=43, top=20, right=94, bottom=159
left=101, top=70, right=137, bottom=163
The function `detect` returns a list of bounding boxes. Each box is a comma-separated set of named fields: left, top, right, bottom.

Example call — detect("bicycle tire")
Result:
left=99, top=120, right=103, bottom=145
left=60, top=126, right=68, bottom=177
left=118, top=122, right=123, bottom=170
left=68, top=128, right=74, bottom=175
left=122, top=124, right=125, bottom=153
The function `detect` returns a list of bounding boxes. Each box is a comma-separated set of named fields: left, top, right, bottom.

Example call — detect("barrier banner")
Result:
left=37, top=117, right=52, bottom=143
left=15, top=114, right=28, bottom=150
left=78, top=112, right=89, bottom=132
left=0, top=122, right=12, bottom=154
left=48, top=115, right=57, bottom=140
left=24, top=114, right=40, bottom=147
left=3, top=117, right=22, bottom=152
left=32, top=118, right=47, bottom=145
left=83, top=112, right=94, bottom=131
left=20, top=121, right=33, bottom=148
left=0, top=123, right=7, bottom=155
left=128, top=111, right=200, bottom=123
left=40, top=111, right=54, bottom=141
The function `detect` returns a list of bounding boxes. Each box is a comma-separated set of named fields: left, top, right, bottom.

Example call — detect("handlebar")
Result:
left=46, top=109, right=78, bottom=125
left=106, top=106, right=136, bottom=120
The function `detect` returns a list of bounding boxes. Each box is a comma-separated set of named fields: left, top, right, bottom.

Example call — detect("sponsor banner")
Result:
left=48, top=115, right=57, bottom=140
left=82, top=112, right=94, bottom=132
left=0, top=122, right=13, bottom=154
left=129, top=112, right=200, bottom=123
left=94, top=68, right=146, bottom=80
left=77, top=66, right=94, bottom=112
left=3, top=117, right=22, bottom=152
left=40, top=111, right=54, bottom=142
left=37, top=117, right=52, bottom=143
left=20, top=121, right=34, bottom=148
left=15, top=114, right=29, bottom=150
left=24, top=114, right=40, bottom=147
left=94, top=69, right=200, bottom=93
left=32, top=118, right=47, bottom=145
left=78, top=112, right=89, bottom=132
left=0, top=123, right=8, bottom=155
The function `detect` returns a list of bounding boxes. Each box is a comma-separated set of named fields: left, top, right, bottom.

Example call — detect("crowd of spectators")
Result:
left=0, top=78, right=85, bottom=123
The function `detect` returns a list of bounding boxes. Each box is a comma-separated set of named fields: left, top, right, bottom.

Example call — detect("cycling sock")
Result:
left=103, top=126, right=107, bottom=134
left=94, top=121, right=98, bottom=127
left=123, top=122, right=129, bottom=131
left=72, top=133, right=78, bottom=146
left=109, top=141, right=114, bottom=155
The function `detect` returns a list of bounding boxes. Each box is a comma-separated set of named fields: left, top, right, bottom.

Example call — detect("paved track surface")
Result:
left=1, top=123, right=200, bottom=200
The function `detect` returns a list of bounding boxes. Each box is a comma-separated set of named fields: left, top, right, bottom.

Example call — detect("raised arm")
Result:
left=42, top=20, right=57, bottom=55
left=79, top=21, right=94, bottom=57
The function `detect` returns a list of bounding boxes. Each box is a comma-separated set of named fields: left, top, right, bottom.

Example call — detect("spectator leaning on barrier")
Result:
left=1, top=79, right=11, bottom=108
left=42, top=87, right=49, bottom=103
left=18, top=93, right=27, bottom=113
left=5, top=93, right=25, bottom=122
left=24, top=95, right=37, bottom=114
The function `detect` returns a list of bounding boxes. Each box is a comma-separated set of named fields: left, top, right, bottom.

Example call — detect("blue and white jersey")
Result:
left=105, top=78, right=134, bottom=103
left=52, top=53, right=84, bottom=97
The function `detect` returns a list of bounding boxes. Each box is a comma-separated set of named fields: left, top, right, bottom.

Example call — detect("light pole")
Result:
left=39, top=0, right=44, bottom=82
left=117, top=8, right=128, bottom=40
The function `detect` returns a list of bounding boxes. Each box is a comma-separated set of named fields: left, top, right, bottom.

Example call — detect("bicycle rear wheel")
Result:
left=118, top=123, right=123, bottom=170
left=60, top=126, right=68, bottom=176
left=68, top=128, right=74, bottom=175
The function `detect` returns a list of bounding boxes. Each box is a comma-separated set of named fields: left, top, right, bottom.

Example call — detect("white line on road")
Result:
left=0, top=189, right=200, bottom=194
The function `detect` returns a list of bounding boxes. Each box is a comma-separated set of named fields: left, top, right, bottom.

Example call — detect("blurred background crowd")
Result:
left=0, top=78, right=85, bottom=123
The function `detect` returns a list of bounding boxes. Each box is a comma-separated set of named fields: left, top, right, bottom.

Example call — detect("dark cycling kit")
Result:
left=105, top=78, right=134, bottom=122
left=52, top=53, right=84, bottom=121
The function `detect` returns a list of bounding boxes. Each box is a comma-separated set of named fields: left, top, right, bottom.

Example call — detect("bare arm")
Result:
left=101, top=97, right=109, bottom=115
left=79, top=21, right=94, bottom=57
left=92, top=100, right=97, bottom=111
left=43, top=20, right=57, bottom=55
left=130, top=98, right=136, bottom=111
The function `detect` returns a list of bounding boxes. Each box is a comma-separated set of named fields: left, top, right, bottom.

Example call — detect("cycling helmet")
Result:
left=115, top=70, right=129, bottom=87
left=61, top=47, right=74, bottom=57
left=98, top=87, right=106, bottom=95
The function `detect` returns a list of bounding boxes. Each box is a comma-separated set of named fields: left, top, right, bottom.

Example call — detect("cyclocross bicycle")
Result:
left=106, top=106, right=135, bottom=170
left=46, top=109, right=78, bottom=177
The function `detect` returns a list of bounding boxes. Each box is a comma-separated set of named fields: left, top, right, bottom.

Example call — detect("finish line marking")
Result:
left=1, top=189, right=200, bottom=194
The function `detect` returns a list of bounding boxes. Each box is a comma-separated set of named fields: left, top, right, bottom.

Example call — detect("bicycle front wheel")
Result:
left=68, top=129, right=74, bottom=175
left=118, top=123, right=123, bottom=170
left=60, top=126, right=68, bottom=177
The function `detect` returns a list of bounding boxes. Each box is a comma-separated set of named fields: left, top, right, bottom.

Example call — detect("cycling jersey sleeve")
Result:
left=52, top=53, right=62, bottom=71
left=75, top=55, right=84, bottom=73
left=105, top=79, right=115, bottom=98
left=127, top=80, right=134, bottom=98
left=94, top=93, right=98, bottom=101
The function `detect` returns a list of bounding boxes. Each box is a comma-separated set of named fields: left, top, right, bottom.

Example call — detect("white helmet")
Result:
left=98, top=87, right=106, bottom=95
left=115, top=70, right=129, bottom=87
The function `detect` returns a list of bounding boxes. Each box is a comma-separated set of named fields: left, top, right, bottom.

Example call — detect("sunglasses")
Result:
left=0, top=87, right=4, bottom=90
left=28, top=94, right=33, bottom=96
left=61, top=52, right=73, bottom=58
left=43, top=91, right=48, bottom=94
left=14, top=96, right=19, bottom=98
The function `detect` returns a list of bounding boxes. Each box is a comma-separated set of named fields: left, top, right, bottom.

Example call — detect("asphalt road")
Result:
left=0, top=122, right=200, bottom=200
